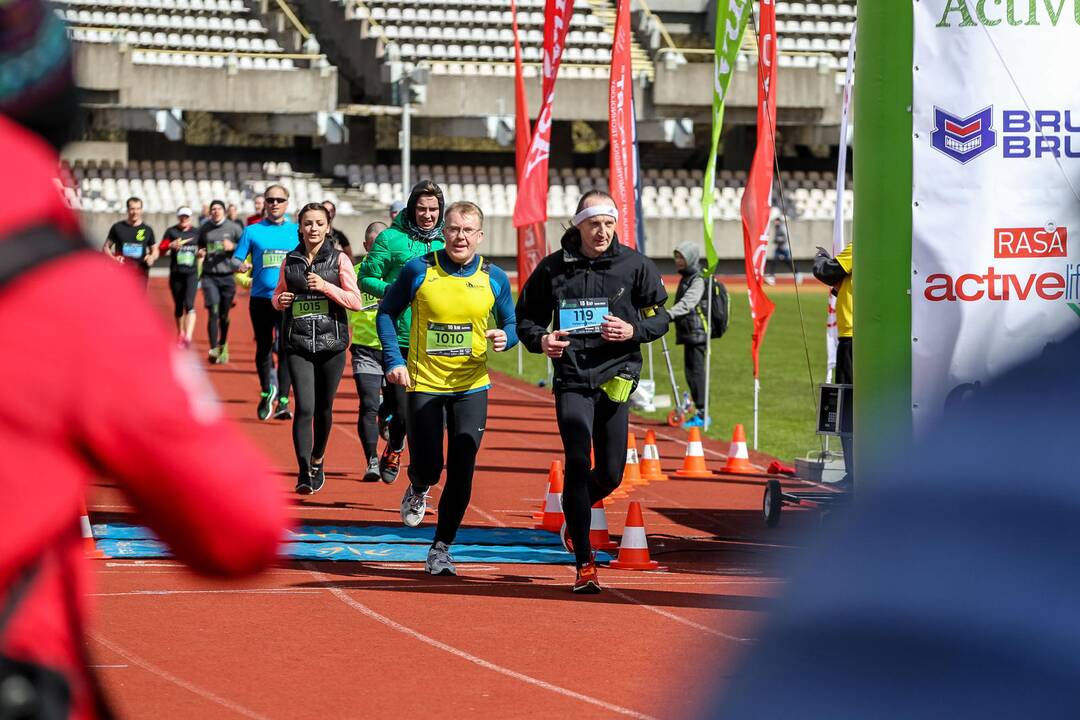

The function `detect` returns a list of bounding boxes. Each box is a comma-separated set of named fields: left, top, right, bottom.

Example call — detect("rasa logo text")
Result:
left=994, top=227, right=1067, bottom=258
left=931, top=107, right=1080, bottom=161
left=923, top=227, right=1080, bottom=313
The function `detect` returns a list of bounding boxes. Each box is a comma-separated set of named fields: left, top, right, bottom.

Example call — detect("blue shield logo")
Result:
left=931, top=107, right=996, bottom=164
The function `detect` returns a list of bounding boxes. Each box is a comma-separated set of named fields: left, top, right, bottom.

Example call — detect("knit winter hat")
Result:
left=0, top=0, right=78, bottom=148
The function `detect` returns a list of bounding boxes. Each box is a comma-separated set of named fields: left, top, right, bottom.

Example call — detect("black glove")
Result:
left=815, top=246, right=830, bottom=258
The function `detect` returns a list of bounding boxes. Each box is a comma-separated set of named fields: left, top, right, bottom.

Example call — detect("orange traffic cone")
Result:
left=623, top=432, right=647, bottom=486
left=589, top=500, right=619, bottom=551
left=80, top=497, right=106, bottom=559
left=721, top=424, right=757, bottom=475
left=640, top=429, right=668, bottom=481
left=535, top=463, right=565, bottom=531
left=609, top=502, right=665, bottom=571
left=533, top=461, right=563, bottom=521
left=675, top=426, right=715, bottom=478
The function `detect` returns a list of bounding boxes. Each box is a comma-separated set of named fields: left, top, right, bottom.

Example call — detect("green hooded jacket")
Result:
left=358, top=211, right=444, bottom=348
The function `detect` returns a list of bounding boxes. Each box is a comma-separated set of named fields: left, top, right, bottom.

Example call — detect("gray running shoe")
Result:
left=362, top=456, right=380, bottom=483
left=400, top=485, right=428, bottom=528
left=426, top=541, right=456, bottom=576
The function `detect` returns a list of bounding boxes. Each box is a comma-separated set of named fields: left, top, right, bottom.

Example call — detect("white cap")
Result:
left=177, top=206, right=193, bottom=217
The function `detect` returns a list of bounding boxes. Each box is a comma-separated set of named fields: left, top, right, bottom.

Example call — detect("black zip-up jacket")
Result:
left=516, top=227, right=670, bottom=391
left=282, top=241, right=349, bottom=354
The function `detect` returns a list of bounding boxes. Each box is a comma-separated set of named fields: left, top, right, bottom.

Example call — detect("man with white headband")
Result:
left=517, top=190, right=670, bottom=593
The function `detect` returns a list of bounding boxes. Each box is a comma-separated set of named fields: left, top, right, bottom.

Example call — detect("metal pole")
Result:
left=753, top=377, right=760, bottom=449
left=703, top=274, right=714, bottom=426
left=401, top=89, right=411, bottom=195
left=517, top=343, right=523, bottom=376
left=647, top=341, right=654, bottom=382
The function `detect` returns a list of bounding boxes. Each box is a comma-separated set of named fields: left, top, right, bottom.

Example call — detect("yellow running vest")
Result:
left=350, top=259, right=381, bottom=349
left=407, top=253, right=494, bottom=394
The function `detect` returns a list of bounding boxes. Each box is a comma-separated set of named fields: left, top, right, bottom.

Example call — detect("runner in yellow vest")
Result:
left=351, top=221, right=387, bottom=482
left=376, top=202, right=517, bottom=576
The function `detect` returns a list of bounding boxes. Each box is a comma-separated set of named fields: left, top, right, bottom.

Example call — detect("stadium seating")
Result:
left=355, top=0, right=653, bottom=78
left=328, top=163, right=853, bottom=221
left=60, top=159, right=351, bottom=216
left=54, top=0, right=300, bottom=68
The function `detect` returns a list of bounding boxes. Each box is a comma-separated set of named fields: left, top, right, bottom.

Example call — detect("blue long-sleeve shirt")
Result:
left=231, top=219, right=300, bottom=299
left=377, top=250, right=517, bottom=391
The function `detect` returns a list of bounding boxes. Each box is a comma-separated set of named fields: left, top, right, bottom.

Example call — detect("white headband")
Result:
left=573, top=205, right=619, bottom=227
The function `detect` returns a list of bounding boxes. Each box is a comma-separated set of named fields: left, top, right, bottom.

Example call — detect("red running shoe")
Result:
left=573, top=561, right=601, bottom=594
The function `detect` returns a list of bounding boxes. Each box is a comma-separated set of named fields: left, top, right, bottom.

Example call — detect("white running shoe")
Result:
left=400, top=485, right=428, bottom=528
left=425, top=541, right=456, bottom=576
left=362, top=456, right=380, bottom=483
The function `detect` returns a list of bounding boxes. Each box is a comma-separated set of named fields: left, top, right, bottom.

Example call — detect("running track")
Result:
left=85, top=279, right=825, bottom=719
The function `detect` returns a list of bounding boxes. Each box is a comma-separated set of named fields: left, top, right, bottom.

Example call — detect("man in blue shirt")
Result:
left=233, top=184, right=299, bottom=421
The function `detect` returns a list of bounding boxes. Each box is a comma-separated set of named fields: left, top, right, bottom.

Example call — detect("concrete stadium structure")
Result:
left=58, top=0, right=855, bottom=263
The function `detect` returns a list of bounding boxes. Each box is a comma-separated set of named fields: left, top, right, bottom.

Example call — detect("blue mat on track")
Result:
left=93, top=523, right=563, bottom=546
left=92, top=524, right=611, bottom=564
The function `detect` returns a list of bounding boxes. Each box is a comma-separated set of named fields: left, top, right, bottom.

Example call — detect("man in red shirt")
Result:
left=246, top=193, right=265, bottom=225
left=0, top=6, right=290, bottom=717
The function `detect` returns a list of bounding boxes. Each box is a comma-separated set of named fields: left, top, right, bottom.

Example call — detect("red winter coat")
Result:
left=0, top=116, right=290, bottom=718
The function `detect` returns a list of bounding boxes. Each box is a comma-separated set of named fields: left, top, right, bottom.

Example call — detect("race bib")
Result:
left=176, top=248, right=196, bottom=267
left=262, top=250, right=286, bottom=268
left=207, top=240, right=225, bottom=254
left=121, top=242, right=144, bottom=259
left=361, top=291, right=379, bottom=311
left=426, top=322, right=473, bottom=357
left=558, top=298, right=608, bottom=335
left=293, top=295, right=329, bottom=318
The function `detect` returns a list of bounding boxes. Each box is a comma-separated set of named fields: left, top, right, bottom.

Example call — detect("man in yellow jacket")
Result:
left=813, top=241, right=853, bottom=486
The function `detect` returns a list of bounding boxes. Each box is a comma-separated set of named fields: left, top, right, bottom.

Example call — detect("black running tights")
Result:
left=555, top=388, right=630, bottom=566
left=406, top=390, right=488, bottom=546
left=286, top=349, right=346, bottom=475
left=382, top=349, right=409, bottom=451
left=202, top=274, right=235, bottom=348
left=353, top=373, right=382, bottom=461
left=250, top=297, right=291, bottom=397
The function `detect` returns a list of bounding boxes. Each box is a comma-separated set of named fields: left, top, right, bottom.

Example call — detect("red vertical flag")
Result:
left=607, top=0, right=636, bottom=249
left=511, top=0, right=546, bottom=284
left=513, top=0, right=574, bottom=229
left=739, top=0, right=778, bottom=378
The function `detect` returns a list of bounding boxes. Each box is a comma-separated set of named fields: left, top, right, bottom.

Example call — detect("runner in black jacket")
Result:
left=516, top=190, right=669, bottom=593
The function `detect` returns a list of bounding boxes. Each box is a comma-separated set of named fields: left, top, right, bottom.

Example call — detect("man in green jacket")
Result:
left=359, top=179, right=445, bottom=483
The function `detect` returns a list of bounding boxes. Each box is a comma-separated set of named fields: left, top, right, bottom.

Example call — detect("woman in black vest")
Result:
left=272, top=203, right=364, bottom=494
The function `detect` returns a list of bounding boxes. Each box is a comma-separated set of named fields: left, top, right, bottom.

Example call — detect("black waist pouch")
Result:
left=0, top=564, right=71, bottom=720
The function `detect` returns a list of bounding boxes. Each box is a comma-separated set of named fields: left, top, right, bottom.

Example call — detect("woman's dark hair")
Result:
left=575, top=190, right=615, bottom=215
left=406, top=179, right=445, bottom=224
left=296, top=202, right=332, bottom=243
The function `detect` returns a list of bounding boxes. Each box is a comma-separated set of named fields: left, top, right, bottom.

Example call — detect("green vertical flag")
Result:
left=702, top=0, right=752, bottom=274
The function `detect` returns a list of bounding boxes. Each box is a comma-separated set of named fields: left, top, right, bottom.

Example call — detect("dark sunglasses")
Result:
left=265, top=197, right=288, bottom=204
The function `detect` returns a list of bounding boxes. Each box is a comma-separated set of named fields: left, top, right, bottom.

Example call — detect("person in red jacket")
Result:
left=0, top=6, right=290, bottom=718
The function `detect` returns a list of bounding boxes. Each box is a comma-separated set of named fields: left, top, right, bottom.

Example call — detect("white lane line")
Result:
left=556, top=567, right=754, bottom=644
left=91, top=588, right=322, bottom=597
left=605, top=586, right=754, bottom=644
left=88, top=664, right=128, bottom=669
left=304, top=564, right=657, bottom=720
left=468, top=504, right=506, bottom=527
left=90, top=635, right=272, bottom=720
left=90, top=578, right=781, bottom=597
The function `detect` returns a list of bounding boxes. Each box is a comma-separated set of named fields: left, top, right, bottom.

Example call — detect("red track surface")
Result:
left=87, top=280, right=824, bottom=719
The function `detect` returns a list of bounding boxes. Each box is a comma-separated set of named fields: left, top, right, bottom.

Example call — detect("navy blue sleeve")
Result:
left=377, top=258, right=426, bottom=371
left=488, top=265, right=518, bottom=351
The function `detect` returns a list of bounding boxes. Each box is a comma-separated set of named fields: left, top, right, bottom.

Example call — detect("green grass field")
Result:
left=489, top=284, right=832, bottom=462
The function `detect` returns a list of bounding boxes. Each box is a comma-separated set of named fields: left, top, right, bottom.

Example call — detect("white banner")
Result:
left=912, top=1, right=1080, bottom=432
